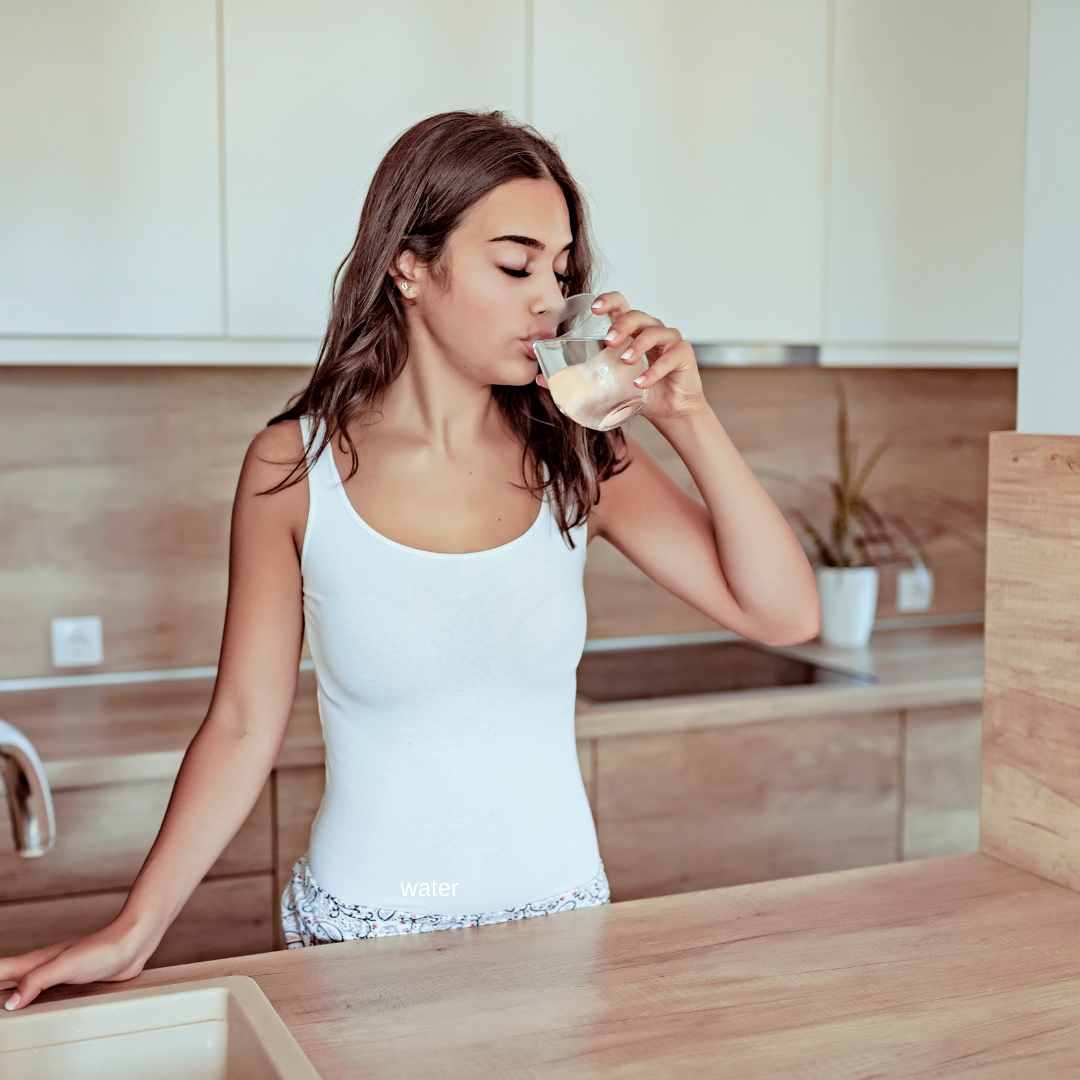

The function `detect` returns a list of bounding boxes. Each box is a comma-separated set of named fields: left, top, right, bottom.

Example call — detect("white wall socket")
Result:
left=896, top=569, right=934, bottom=613
left=51, top=616, right=104, bottom=667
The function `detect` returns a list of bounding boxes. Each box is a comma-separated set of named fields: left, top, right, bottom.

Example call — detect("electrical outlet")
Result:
left=896, top=569, right=934, bottom=612
left=51, top=616, right=104, bottom=667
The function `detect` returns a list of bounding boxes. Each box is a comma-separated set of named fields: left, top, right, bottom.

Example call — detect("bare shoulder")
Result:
left=234, top=420, right=309, bottom=546
left=239, top=420, right=306, bottom=492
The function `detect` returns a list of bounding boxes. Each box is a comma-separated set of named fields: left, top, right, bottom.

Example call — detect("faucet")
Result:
left=0, top=719, right=56, bottom=857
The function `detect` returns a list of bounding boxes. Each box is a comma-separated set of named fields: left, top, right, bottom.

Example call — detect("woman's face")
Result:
left=403, top=177, right=574, bottom=387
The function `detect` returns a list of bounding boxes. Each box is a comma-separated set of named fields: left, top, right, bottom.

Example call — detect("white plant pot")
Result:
left=814, top=566, right=879, bottom=648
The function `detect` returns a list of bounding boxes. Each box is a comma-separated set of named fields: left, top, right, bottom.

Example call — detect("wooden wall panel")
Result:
left=0, top=874, right=274, bottom=967
left=0, top=365, right=1012, bottom=678
left=903, top=703, right=982, bottom=860
left=982, top=433, right=1080, bottom=890
left=595, top=711, right=902, bottom=902
left=585, top=366, right=1014, bottom=639
left=0, top=780, right=272, bottom=902
left=0, top=366, right=309, bottom=678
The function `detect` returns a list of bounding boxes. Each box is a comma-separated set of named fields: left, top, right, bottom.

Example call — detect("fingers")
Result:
left=3, top=934, right=142, bottom=1010
left=0, top=941, right=68, bottom=991
left=591, top=291, right=629, bottom=319
left=632, top=341, right=697, bottom=390
left=613, top=324, right=683, bottom=366
left=7, top=951, right=97, bottom=1010
left=602, top=310, right=670, bottom=352
left=534, top=371, right=549, bottom=390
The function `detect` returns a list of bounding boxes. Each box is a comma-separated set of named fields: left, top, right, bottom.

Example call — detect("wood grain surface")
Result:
left=903, top=702, right=982, bottom=860
left=0, top=779, right=271, bottom=902
left=32, top=853, right=1080, bottom=1078
left=0, top=875, right=275, bottom=967
left=595, top=711, right=902, bottom=899
left=982, top=433, right=1080, bottom=890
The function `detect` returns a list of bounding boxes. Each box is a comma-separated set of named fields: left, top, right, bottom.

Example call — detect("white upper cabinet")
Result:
left=825, top=0, right=1029, bottom=352
left=0, top=0, right=222, bottom=336
left=222, top=1, right=526, bottom=339
left=532, top=0, right=830, bottom=344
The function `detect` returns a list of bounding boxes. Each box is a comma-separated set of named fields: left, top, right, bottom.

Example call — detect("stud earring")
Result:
left=400, top=282, right=415, bottom=296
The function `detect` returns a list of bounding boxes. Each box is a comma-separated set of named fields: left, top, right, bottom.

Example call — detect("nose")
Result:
left=532, top=277, right=567, bottom=318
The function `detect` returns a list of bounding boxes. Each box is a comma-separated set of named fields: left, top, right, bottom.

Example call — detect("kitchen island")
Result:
left=33, top=850, right=1080, bottom=1078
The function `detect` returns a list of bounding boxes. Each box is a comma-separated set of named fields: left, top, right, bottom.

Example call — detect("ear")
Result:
left=391, top=249, right=425, bottom=297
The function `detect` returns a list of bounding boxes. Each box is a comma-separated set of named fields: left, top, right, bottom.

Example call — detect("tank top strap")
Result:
left=297, top=414, right=345, bottom=551
left=298, top=415, right=338, bottom=488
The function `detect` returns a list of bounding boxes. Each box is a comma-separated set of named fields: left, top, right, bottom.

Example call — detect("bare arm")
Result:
left=1, top=420, right=309, bottom=1009
left=584, top=294, right=820, bottom=647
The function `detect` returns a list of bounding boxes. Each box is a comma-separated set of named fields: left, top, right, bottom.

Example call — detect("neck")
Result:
left=376, top=313, right=503, bottom=456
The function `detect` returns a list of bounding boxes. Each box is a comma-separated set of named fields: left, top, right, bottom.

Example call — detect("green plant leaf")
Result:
left=790, top=509, right=838, bottom=567
left=851, top=436, right=892, bottom=500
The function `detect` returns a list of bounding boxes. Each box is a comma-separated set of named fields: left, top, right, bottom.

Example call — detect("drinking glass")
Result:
left=532, top=293, right=648, bottom=431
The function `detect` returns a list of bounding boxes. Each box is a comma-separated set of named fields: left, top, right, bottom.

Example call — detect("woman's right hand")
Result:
left=0, top=916, right=158, bottom=1011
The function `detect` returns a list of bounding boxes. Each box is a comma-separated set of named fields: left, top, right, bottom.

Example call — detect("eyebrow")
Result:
left=489, top=234, right=573, bottom=252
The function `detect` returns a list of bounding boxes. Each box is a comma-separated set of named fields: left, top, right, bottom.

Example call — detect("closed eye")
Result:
left=499, top=266, right=572, bottom=284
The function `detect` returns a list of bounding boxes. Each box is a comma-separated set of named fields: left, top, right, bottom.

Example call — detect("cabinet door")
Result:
left=222, top=0, right=527, bottom=338
left=0, top=0, right=222, bottom=335
left=903, top=703, right=982, bottom=860
left=274, top=766, right=326, bottom=909
left=595, top=712, right=901, bottom=902
left=533, top=0, right=829, bottom=343
left=0, top=780, right=272, bottom=903
left=825, top=0, right=1028, bottom=355
left=0, top=876, right=274, bottom=967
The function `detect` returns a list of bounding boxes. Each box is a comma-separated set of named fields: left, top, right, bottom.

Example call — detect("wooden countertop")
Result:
left=31, top=852, right=1080, bottom=1078
left=0, top=623, right=983, bottom=790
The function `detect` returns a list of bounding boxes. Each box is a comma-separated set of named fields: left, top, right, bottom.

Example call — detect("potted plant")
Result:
left=784, top=381, right=932, bottom=648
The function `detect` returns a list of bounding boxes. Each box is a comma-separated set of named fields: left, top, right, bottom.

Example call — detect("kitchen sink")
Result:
left=576, top=638, right=875, bottom=704
left=0, top=976, right=320, bottom=1080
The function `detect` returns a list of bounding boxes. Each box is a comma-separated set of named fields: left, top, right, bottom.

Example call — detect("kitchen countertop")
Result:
left=31, top=851, right=1080, bottom=1078
left=0, top=623, right=983, bottom=790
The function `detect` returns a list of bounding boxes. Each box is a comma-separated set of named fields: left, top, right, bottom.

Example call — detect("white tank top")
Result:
left=298, top=415, right=601, bottom=916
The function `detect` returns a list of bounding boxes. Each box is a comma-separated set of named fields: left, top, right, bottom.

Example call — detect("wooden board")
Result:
left=595, top=711, right=901, bottom=900
left=0, top=874, right=274, bottom=967
left=38, top=854, right=1080, bottom=1078
left=982, top=433, right=1080, bottom=889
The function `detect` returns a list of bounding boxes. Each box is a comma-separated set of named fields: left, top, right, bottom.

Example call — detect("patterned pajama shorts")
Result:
left=281, top=854, right=610, bottom=947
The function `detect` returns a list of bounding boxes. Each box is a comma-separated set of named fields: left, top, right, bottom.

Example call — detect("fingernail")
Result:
left=591, top=300, right=603, bottom=310
left=634, top=375, right=647, bottom=386
left=621, top=348, right=634, bottom=360
left=5, top=993, right=20, bottom=1010
left=604, top=330, right=617, bottom=343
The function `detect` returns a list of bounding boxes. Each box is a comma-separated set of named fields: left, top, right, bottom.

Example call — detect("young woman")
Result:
left=2, top=111, right=819, bottom=1009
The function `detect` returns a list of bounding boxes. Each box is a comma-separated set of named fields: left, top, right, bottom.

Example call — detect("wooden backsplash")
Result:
left=0, top=365, right=1014, bottom=678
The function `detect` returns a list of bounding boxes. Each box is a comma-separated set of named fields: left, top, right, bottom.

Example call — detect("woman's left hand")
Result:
left=590, top=292, right=705, bottom=423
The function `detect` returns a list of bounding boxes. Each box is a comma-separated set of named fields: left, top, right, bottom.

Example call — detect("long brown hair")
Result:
left=265, top=111, right=627, bottom=544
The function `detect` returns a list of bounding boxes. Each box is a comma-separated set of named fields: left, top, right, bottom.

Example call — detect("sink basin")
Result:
left=0, top=976, right=320, bottom=1080
left=576, top=639, right=874, bottom=704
